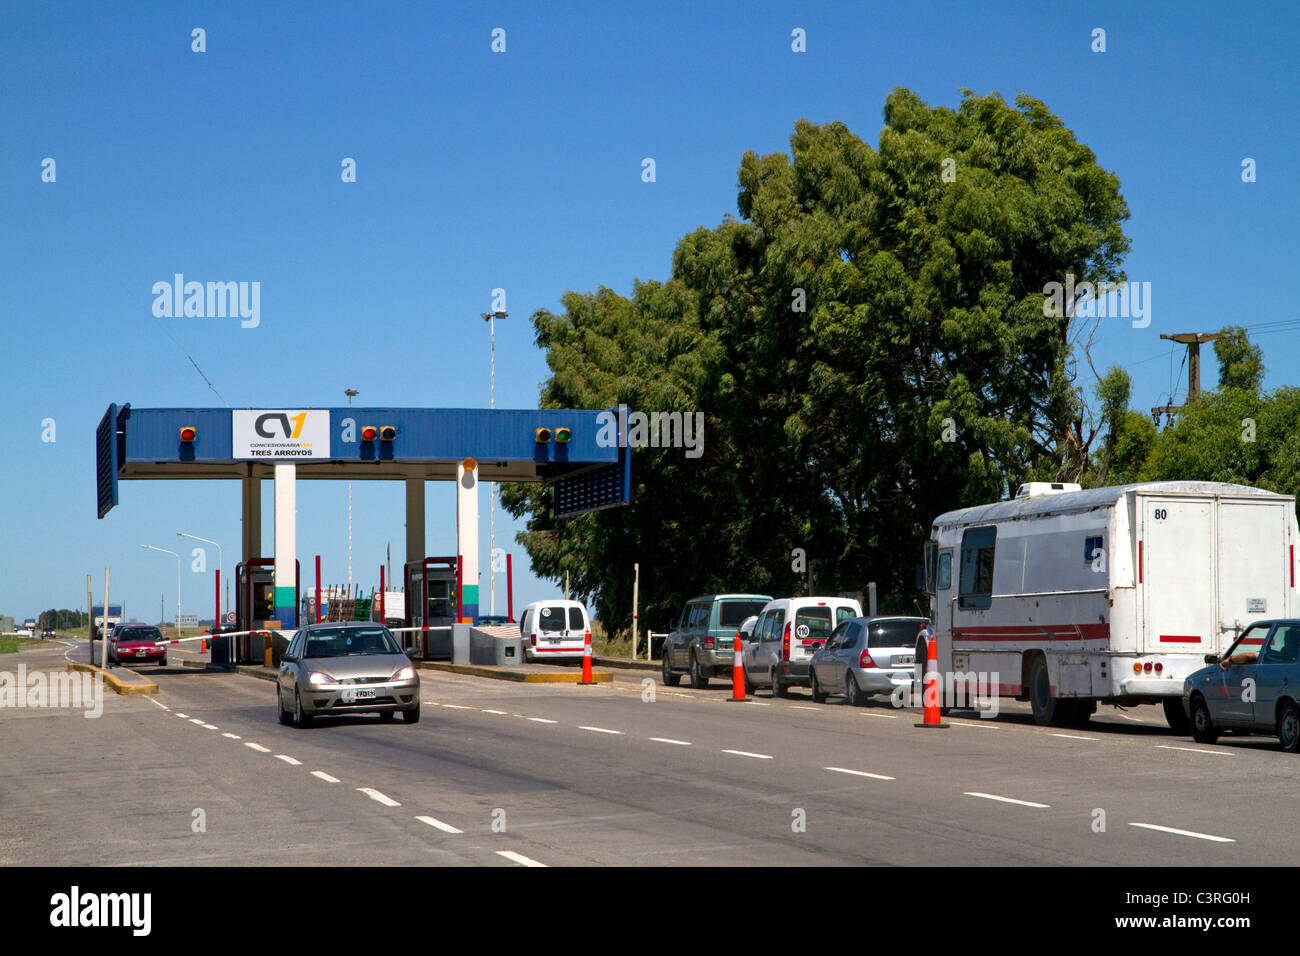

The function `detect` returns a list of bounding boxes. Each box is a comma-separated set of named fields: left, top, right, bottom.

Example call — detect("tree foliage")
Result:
left=504, top=89, right=1132, bottom=636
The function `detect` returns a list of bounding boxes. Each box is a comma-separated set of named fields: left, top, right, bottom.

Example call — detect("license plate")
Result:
left=352, top=688, right=377, bottom=699
left=547, top=637, right=564, bottom=643
left=136, top=650, right=147, bottom=657
left=896, top=655, right=914, bottom=665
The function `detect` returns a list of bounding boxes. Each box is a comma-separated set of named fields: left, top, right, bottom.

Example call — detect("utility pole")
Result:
left=1151, top=332, right=1224, bottom=426
left=345, top=387, right=358, bottom=589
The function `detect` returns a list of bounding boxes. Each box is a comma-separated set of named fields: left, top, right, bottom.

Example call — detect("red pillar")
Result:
left=506, top=553, right=514, bottom=622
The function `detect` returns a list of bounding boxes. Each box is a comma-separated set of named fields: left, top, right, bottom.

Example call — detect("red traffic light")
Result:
left=361, top=425, right=378, bottom=441
left=179, top=426, right=197, bottom=442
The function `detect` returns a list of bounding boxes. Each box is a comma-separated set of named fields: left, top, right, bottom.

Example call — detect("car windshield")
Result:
left=118, top=628, right=162, bottom=642
left=868, top=620, right=927, bottom=648
left=303, top=627, right=401, bottom=658
left=794, top=607, right=834, bottom=639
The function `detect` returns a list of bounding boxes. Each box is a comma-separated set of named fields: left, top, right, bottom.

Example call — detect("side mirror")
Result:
left=1204, top=654, right=1219, bottom=664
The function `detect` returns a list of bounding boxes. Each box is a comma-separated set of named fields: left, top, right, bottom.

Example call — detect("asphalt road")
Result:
left=2, top=639, right=1290, bottom=866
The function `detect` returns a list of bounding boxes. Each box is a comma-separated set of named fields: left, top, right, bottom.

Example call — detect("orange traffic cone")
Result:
left=580, top=629, right=593, bottom=684
left=914, top=633, right=949, bottom=728
left=727, top=633, right=746, bottom=701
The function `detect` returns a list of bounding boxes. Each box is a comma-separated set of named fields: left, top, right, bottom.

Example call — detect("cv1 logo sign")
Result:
left=232, top=410, right=330, bottom=460
left=256, top=412, right=307, bottom=440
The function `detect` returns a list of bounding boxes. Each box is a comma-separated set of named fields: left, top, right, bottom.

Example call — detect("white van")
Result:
left=518, top=600, right=591, bottom=663
left=741, top=596, right=863, bottom=696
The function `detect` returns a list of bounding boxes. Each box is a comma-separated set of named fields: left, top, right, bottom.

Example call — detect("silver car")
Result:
left=277, top=622, right=420, bottom=727
left=808, top=616, right=929, bottom=705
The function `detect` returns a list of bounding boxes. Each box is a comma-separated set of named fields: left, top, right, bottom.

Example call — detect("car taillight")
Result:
left=1133, top=662, right=1142, bottom=673
left=782, top=622, right=791, bottom=661
left=1154, top=662, right=1163, bottom=673
left=859, top=649, right=876, bottom=669
left=1143, top=661, right=1153, bottom=673
left=530, top=634, right=536, bottom=647
left=704, top=635, right=714, bottom=648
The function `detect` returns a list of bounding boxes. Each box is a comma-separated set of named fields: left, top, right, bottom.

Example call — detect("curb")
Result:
left=67, top=661, right=158, bottom=696
left=235, top=666, right=278, bottom=683
left=417, top=661, right=612, bottom=683
left=592, top=656, right=659, bottom=671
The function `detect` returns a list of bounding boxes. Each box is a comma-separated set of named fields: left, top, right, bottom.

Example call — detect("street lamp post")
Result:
left=482, top=310, right=507, bottom=616
left=345, top=388, right=358, bottom=591
left=177, top=530, right=223, bottom=618
left=141, top=545, right=181, bottom=634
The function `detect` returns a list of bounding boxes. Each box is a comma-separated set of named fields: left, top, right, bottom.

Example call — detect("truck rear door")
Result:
left=1217, top=499, right=1288, bottom=654
left=1139, top=494, right=1216, bottom=655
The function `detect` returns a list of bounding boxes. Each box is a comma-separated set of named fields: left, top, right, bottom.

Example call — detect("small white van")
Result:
left=519, top=600, right=592, bottom=663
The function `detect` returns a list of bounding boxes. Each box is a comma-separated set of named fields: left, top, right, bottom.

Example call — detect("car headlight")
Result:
left=308, top=671, right=338, bottom=686
left=391, top=666, right=415, bottom=681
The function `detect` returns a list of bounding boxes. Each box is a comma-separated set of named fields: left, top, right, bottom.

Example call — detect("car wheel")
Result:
left=743, top=666, right=755, bottom=696
left=403, top=704, right=420, bottom=724
left=662, top=651, right=680, bottom=687
left=277, top=686, right=292, bottom=726
left=1161, top=698, right=1190, bottom=734
left=293, top=689, right=313, bottom=728
left=1277, top=700, right=1300, bottom=753
left=771, top=669, right=788, bottom=698
left=845, top=672, right=864, bottom=707
left=810, top=670, right=827, bottom=704
left=689, top=652, right=710, bottom=689
left=1189, top=695, right=1218, bottom=744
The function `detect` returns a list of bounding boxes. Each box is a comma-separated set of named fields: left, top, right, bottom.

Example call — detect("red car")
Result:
left=110, top=625, right=168, bottom=666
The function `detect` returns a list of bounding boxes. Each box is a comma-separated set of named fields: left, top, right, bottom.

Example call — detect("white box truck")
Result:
left=921, top=481, right=1298, bottom=730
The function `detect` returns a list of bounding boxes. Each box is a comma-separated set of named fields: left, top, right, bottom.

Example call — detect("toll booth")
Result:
left=404, top=557, right=459, bottom=658
left=235, top=558, right=299, bottom=664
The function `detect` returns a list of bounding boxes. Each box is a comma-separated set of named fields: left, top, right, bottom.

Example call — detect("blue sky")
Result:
left=2, top=1, right=1296, bottom=623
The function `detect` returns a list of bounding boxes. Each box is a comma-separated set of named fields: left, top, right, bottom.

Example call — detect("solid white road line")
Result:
left=860, top=712, right=899, bottom=719
left=222, top=732, right=241, bottom=739
left=722, top=749, right=773, bottom=759
left=649, top=737, right=692, bottom=746
left=147, top=698, right=169, bottom=710
left=497, top=850, right=546, bottom=868
left=310, top=771, right=340, bottom=783
left=1157, top=745, right=1232, bottom=756
left=964, top=792, right=1049, bottom=808
left=745, top=701, right=770, bottom=706
left=416, top=815, right=464, bottom=834
left=950, top=720, right=999, bottom=730
left=275, top=755, right=302, bottom=765
left=527, top=717, right=558, bottom=724
left=357, top=787, right=400, bottom=807
left=244, top=742, right=271, bottom=753
left=482, top=709, right=508, bottom=715
left=825, top=766, right=895, bottom=781
left=579, top=726, right=623, bottom=734
left=1049, top=733, right=1098, bottom=740
left=440, top=704, right=473, bottom=710
left=791, top=706, right=820, bottom=712
left=1128, top=822, right=1235, bottom=843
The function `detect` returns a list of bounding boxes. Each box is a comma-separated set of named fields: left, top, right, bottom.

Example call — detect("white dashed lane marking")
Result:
left=826, top=766, right=895, bottom=781
left=497, top=850, right=546, bottom=867
left=722, top=749, right=773, bottom=760
left=244, top=743, right=271, bottom=753
left=416, top=815, right=463, bottom=834
left=527, top=717, right=558, bottom=724
left=222, top=733, right=241, bottom=739
left=1128, top=822, right=1235, bottom=843
left=275, top=755, right=302, bottom=765
left=357, top=788, right=400, bottom=807
left=649, top=737, right=692, bottom=746
left=964, top=792, right=1049, bottom=808
left=579, top=726, right=623, bottom=735
left=1157, top=745, right=1231, bottom=756
left=311, top=771, right=340, bottom=783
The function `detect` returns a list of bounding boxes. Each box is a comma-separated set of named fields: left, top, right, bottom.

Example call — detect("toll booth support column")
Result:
left=456, top=460, right=479, bottom=623
left=273, top=463, right=297, bottom=628
left=241, top=474, right=261, bottom=564
left=405, top=476, right=425, bottom=567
